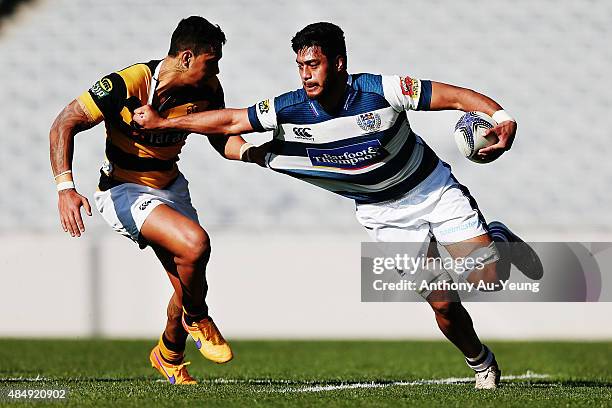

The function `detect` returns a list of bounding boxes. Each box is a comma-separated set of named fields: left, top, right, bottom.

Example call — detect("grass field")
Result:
left=0, top=339, right=610, bottom=407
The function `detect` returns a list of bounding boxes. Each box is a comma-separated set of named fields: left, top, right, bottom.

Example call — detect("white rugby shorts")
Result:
left=355, top=161, right=488, bottom=246
left=94, top=173, right=199, bottom=248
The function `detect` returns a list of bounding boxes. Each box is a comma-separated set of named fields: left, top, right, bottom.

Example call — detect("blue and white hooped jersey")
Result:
left=247, top=73, right=440, bottom=204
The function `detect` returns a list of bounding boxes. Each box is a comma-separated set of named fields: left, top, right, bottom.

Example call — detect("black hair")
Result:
left=168, top=16, right=226, bottom=56
left=291, top=22, right=347, bottom=62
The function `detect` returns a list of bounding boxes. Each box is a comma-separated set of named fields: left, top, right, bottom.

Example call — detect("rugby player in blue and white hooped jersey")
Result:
left=134, top=22, right=543, bottom=389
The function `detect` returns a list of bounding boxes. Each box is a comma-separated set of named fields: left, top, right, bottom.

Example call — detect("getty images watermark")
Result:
left=371, top=253, right=540, bottom=293
left=361, top=242, right=612, bottom=302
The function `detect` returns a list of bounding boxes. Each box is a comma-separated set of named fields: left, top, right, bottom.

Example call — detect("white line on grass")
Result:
left=4, top=371, right=550, bottom=391
left=194, top=371, right=550, bottom=392
left=0, top=375, right=48, bottom=382
left=280, top=372, right=550, bottom=393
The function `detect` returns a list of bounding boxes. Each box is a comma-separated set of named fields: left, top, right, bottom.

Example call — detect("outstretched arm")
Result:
left=49, top=99, right=101, bottom=237
left=133, top=105, right=268, bottom=166
left=133, top=105, right=254, bottom=136
left=429, top=81, right=517, bottom=158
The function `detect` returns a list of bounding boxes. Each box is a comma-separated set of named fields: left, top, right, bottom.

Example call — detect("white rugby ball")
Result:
left=453, top=111, right=498, bottom=164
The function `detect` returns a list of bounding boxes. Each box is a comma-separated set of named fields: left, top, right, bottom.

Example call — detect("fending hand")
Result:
left=132, top=105, right=166, bottom=130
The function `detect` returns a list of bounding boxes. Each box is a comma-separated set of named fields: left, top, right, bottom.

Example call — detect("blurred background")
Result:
left=1, top=0, right=611, bottom=339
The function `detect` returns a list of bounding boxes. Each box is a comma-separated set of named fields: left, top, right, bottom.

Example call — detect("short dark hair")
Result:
left=291, top=22, right=347, bottom=62
left=168, top=16, right=226, bottom=56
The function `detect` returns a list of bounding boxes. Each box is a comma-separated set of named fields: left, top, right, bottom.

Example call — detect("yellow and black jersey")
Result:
left=77, top=60, right=225, bottom=190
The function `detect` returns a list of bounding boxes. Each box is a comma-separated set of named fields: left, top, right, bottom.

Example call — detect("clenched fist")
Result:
left=132, top=105, right=168, bottom=131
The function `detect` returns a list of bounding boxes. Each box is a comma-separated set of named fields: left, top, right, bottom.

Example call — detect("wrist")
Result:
left=239, top=142, right=254, bottom=162
left=54, top=169, right=75, bottom=192
left=492, top=110, right=515, bottom=124
left=57, top=181, right=75, bottom=192
left=159, top=117, right=174, bottom=131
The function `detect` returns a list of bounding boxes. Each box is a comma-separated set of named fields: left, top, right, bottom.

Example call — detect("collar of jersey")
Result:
left=308, top=74, right=356, bottom=119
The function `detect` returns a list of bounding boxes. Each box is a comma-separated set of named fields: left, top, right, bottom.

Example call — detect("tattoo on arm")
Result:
left=49, top=99, right=99, bottom=175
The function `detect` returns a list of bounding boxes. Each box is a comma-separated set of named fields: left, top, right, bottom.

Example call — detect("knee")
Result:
left=177, top=228, right=211, bottom=265
left=429, top=301, right=460, bottom=318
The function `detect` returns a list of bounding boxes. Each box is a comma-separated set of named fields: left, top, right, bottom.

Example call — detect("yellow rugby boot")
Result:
left=149, top=346, right=197, bottom=385
left=182, top=314, right=233, bottom=364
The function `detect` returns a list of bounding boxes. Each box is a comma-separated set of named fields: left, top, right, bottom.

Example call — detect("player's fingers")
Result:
left=134, top=106, right=146, bottom=115
left=74, top=208, right=86, bottom=234
left=477, top=147, right=496, bottom=156
left=63, top=217, right=74, bottom=236
left=133, top=113, right=146, bottom=127
left=483, top=128, right=495, bottom=138
left=503, top=133, right=514, bottom=150
left=81, top=196, right=92, bottom=216
left=61, top=210, right=73, bottom=234
left=60, top=215, right=68, bottom=233
left=66, top=211, right=80, bottom=237
left=478, top=141, right=505, bottom=155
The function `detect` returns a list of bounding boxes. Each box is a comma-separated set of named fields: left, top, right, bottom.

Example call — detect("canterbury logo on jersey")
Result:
left=292, top=127, right=313, bottom=140
left=306, top=139, right=389, bottom=170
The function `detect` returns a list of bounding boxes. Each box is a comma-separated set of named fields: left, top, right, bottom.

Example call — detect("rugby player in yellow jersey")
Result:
left=49, top=16, right=256, bottom=384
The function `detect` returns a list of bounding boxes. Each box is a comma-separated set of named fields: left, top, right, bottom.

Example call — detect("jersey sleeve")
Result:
left=381, top=75, right=432, bottom=112
left=77, top=72, right=127, bottom=121
left=247, top=98, right=278, bottom=132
